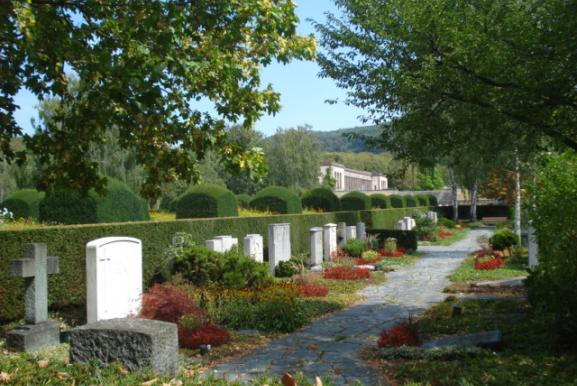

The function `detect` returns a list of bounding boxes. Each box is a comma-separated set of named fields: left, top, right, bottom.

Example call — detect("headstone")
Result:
left=401, top=217, right=416, bottom=231
left=309, top=227, right=323, bottom=266
left=426, top=211, right=438, bottom=224
left=243, top=234, right=264, bottom=263
left=337, top=222, right=347, bottom=247
left=323, top=223, right=338, bottom=261
left=70, top=318, right=178, bottom=376
left=205, top=238, right=224, bottom=252
left=215, top=235, right=238, bottom=252
left=346, top=226, right=357, bottom=240
left=384, top=237, right=397, bottom=253
left=356, top=222, right=366, bottom=240
left=421, top=330, right=502, bottom=350
left=6, top=243, right=60, bottom=352
left=528, top=226, right=539, bottom=268
left=268, top=223, right=291, bottom=272
left=86, top=237, right=142, bottom=324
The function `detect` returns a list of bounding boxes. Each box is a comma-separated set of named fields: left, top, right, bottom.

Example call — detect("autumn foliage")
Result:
left=378, top=323, right=419, bottom=347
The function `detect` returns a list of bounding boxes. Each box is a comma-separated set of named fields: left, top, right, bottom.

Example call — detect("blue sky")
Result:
left=13, top=1, right=366, bottom=137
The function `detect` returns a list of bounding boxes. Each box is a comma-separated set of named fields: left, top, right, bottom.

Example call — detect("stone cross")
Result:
left=323, top=223, right=337, bottom=261
left=11, top=243, right=59, bottom=324
left=309, top=227, right=323, bottom=266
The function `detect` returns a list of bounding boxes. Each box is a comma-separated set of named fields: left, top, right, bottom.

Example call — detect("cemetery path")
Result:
left=204, top=229, right=492, bottom=385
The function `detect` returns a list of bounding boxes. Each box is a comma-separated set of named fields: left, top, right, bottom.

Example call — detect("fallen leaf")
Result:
left=141, top=379, right=158, bottom=386
left=37, top=360, right=49, bottom=368
left=315, top=376, right=323, bottom=386
left=0, top=372, right=12, bottom=383
left=281, top=373, right=296, bottom=386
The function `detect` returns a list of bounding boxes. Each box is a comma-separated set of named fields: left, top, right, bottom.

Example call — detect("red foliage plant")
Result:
left=378, top=323, right=419, bottom=347
left=179, top=322, right=231, bottom=349
left=378, top=247, right=407, bottom=257
left=323, top=267, right=370, bottom=280
left=140, top=283, right=205, bottom=324
left=298, top=283, right=329, bottom=297
left=438, top=230, right=453, bottom=239
left=475, top=256, right=505, bottom=270
left=330, top=249, right=350, bottom=261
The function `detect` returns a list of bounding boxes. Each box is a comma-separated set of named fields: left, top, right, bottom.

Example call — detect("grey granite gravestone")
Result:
left=337, top=222, right=347, bottom=247
left=69, top=318, right=178, bottom=376
left=356, top=222, right=366, bottom=240
left=6, top=243, right=61, bottom=352
left=309, top=227, right=323, bottom=266
left=268, top=223, right=291, bottom=272
left=346, top=225, right=357, bottom=240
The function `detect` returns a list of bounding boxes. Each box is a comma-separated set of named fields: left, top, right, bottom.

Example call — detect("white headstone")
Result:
left=397, top=219, right=407, bottom=230
left=86, top=237, right=142, bottom=324
left=323, top=223, right=338, bottom=261
left=309, top=227, right=323, bottom=266
left=268, top=223, right=291, bottom=272
left=528, top=226, right=539, bottom=268
left=402, top=217, right=416, bottom=231
left=243, top=234, right=264, bottom=263
left=337, top=222, right=347, bottom=247
left=356, top=222, right=367, bottom=240
left=205, top=238, right=224, bottom=252
left=346, top=226, right=357, bottom=240
left=426, top=211, right=438, bottom=224
left=214, top=235, right=238, bottom=252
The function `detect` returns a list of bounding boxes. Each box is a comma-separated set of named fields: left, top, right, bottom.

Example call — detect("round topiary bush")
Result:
left=39, top=178, right=149, bottom=225
left=1, top=189, right=45, bottom=220
left=340, top=191, right=371, bottom=211
left=370, top=194, right=390, bottom=209
left=250, top=186, right=302, bottom=214
left=301, top=187, right=340, bottom=212
left=416, top=194, right=429, bottom=207
left=389, top=194, right=405, bottom=208
left=236, top=194, right=252, bottom=209
left=405, top=195, right=418, bottom=208
left=176, top=184, right=238, bottom=219
left=427, top=194, right=439, bottom=207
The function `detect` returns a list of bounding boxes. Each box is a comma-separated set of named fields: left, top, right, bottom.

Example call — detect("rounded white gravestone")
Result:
left=86, top=237, right=142, bottom=324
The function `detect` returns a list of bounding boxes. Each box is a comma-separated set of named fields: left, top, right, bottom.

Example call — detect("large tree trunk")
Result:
left=514, top=156, right=522, bottom=241
left=450, top=169, right=459, bottom=221
left=470, top=178, right=478, bottom=221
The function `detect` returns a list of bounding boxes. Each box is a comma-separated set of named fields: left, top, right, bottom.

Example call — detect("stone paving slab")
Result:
left=204, top=229, right=491, bottom=385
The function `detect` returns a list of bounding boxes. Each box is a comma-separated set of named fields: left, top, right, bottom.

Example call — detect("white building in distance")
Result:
left=319, top=162, right=388, bottom=192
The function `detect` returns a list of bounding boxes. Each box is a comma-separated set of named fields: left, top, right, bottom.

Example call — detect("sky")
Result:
left=12, top=1, right=367, bottom=137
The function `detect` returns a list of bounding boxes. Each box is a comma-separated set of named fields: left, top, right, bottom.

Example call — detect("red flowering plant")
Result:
left=323, top=266, right=371, bottom=280
left=354, top=250, right=384, bottom=265
left=378, top=247, right=407, bottom=257
left=473, top=249, right=505, bottom=270
left=298, top=283, right=329, bottom=297
left=378, top=321, right=419, bottom=348
left=331, top=248, right=350, bottom=261
left=438, top=230, right=453, bottom=239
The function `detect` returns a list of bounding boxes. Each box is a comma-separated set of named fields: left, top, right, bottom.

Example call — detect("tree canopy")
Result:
left=1, top=0, right=315, bottom=200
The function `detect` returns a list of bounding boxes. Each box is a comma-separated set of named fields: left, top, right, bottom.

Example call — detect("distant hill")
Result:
left=312, top=125, right=383, bottom=153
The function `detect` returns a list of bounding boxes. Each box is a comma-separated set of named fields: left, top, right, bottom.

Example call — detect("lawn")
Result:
left=369, top=297, right=577, bottom=385
left=447, top=250, right=528, bottom=284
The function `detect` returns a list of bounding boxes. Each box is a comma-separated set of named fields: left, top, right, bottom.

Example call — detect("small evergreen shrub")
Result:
left=250, top=186, right=302, bottom=214
left=340, top=191, right=371, bottom=211
left=416, top=195, right=429, bottom=207
left=342, top=239, right=368, bottom=257
left=404, top=195, right=418, bottom=208
left=389, top=195, right=405, bottom=208
left=427, top=194, right=439, bottom=207
left=275, top=260, right=298, bottom=278
left=236, top=194, right=252, bottom=209
left=254, top=286, right=309, bottom=332
left=1, top=189, right=45, bottom=220
left=301, top=187, right=340, bottom=212
left=415, top=215, right=438, bottom=241
left=438, top=217, right=456, bottom=229
left=489, top=229, right=518, bottom=252
left=175, top=184, right=238, bottom=219
left=370, top=194, right=390, bottom=209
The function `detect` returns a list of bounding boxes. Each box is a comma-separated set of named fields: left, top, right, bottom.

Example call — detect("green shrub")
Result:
left=389, top=194, right=405, bottom=208
left=342, top=239, right=368, bottom=257
left=416, top=195, right=429, bottom=207
left=254, top=287, right=309, bottom=332
left=340, top=191, right=371, bottom=211
left=427, top=194, right=439, bottom=207
left=275, top=260, right=298, bottom=278
left=236, top=194, right=252, bottom=209
left=371, top=194, right=391, bottom=209
left=39, top=179, right=149, bottom=225
left=404, top=195, right=418, bottom=208
left=301, top=187, right=340, bottom=212
left=489, top=229, right=518, bottom=252
left=250, top=186, right=302, bottom=214
left=1, top=189, right=45, bottom=220
left=366, top=229, right=418, bottom=251
left=175, top=184, right=238, bottom=219
left=438, top=217, right=456, bottom=229
left=415, top=215, right=438, bottom=241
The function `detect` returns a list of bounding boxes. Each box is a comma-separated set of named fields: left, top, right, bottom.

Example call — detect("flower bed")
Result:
left=378, top=247, right=407, bottom=257
left=298, top=283, right=329, bottom=297
left=323, top=266, right=371, bottom=280
left=355, top=256, right=384, bottom=265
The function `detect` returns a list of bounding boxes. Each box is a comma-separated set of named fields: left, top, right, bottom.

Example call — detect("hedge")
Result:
left=39, top=179, right=149, bottom=224
left=428, top=194, right=439, bottom=207
left=437, top=204, right=510, bottom=220
left=1, top=189, right=45, bottom=220
left=301, top=187, right=340, bottom=212
left=366, top=229, right=418, bottom=251
left=389, top=194, right=405, bottom=208
left=416, top=194, right=429, bottom=207
left=340, top=191, right=371, bottom=211
left=250, top=186, right=302, bottom=214
left=370, top=194, right=390, bottom=209
left=236, top=194, right=252, bottom=209
left=404, top=195, right=418, bottom=208
left=175, top=184, right=238, bottom=219
left=0, top=207, right=425, bottom=321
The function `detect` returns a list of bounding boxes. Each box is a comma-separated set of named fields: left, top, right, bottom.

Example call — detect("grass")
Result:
left=447, top=250, right=528, bottom=284
left=370, top=298, right=577, bottom=385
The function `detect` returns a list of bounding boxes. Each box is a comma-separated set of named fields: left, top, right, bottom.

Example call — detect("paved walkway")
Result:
left=204, top=229, right=491, bottom=385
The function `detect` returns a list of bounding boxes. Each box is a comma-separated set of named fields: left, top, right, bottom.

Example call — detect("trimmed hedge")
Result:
left=0, top=207, right=425, bottom=321
left=366, top=229, right=418, bottom=251
left=389, top=194, right=405, bottom=208
left=39, top=179, right=149, bottom=225
left=404, top=195, right=418, bottom=208
left=236, top=194, right=252, bottom=209
left=1, top=189, right=45, bottom=220
left=250, top=186, right=302, bottom=214
left=416, top=195, right=429, bottom=207
left=437, top=204, right=510, bottom=220
left=340, top=191, right=371, bottom=211
left=370, top=194, right=390, bottom=209
left=427, top=194, right=439, bottom=207
left=301, top=187, right=340, bottom=212
left=175, top=184, right=238, bottom=219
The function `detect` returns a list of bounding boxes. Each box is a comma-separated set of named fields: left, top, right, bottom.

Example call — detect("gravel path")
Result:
left=204, top=229, right=492, bottom=385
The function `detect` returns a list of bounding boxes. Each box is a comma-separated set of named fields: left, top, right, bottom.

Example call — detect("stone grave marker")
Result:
left=205, top=238, right=224, bottom=252
left=528, top=226, right=539, bottom=268
left=356, top=222, right=366, bottom=240
left=6, top=243, right=61, bottom=352
left=426, top=211, right=438, bottom=224
left=346, top=225, right=357, bottom=240
left=397, top=219, right=407, bottom=230
left=243, top=234, right=264, bottom=263
left=384, top=237, right=397, bottom=253
left=337, top=222, right=347, bottom=247
left=206, top=235, right=238, bottom=253
left=86, top=237, right=142, bottom=324
left=268, top=223, right=291, bottom=272
left=323, top=223, right=337, bottom=261
left=309, top=227, right=323, bottom=266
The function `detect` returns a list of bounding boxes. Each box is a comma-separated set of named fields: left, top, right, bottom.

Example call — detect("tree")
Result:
left=1, top=1, right=315, bottom=201
left=265, top=126, right=321, bottom=190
